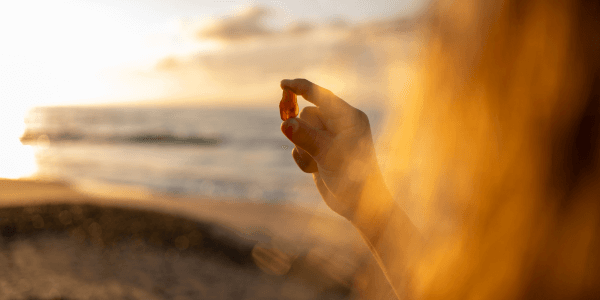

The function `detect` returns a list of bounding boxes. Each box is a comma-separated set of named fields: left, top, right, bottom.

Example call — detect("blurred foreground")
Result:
left=0, top=179, right=395, bottom=300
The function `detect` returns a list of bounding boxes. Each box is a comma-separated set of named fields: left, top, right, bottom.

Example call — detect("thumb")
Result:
left=281, top=118, right=329, bottom=157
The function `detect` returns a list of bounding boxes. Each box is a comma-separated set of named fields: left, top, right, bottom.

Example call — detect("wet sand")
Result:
left=0, top=179, right=394, bottom=300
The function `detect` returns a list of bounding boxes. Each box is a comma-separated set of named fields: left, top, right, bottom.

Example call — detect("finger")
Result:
left=281, top=117, right=330, bottom=158
left=292, top=147, right=318, bottom=173
left=292, top=106, right=321, bottom=173
left=301, top=101, right=366, bottom=134
left=298, top=106, right=325, bottom=130
left=281, top=78, right=355, bottom=118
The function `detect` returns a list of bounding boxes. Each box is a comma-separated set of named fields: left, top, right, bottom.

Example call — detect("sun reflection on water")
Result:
left=0, top=109, right=38, bottom=179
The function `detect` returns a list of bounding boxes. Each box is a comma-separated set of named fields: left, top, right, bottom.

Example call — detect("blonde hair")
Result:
left=380, top=0, right=600, bottom=298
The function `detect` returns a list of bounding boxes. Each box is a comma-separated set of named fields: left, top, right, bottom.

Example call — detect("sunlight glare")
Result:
left=0, top=108, right=37, bottom=179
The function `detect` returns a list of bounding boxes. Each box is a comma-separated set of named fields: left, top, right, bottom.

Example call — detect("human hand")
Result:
left=280, top=79, right=387, bottom=221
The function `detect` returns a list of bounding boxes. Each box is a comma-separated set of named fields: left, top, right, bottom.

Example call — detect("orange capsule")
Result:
left=279, top=89, right=299, bottom=121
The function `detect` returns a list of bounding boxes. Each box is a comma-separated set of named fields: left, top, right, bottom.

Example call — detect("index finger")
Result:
left=281, top=78, right=355, bottom=118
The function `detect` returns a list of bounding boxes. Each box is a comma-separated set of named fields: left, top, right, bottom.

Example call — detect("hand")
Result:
left=280, top=79, right=386, bottom=221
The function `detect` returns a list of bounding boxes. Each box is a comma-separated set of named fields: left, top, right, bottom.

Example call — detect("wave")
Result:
left=20, top=130, right=223, bottom=146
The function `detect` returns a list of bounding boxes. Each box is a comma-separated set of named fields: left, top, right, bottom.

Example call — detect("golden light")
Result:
left=0, top=0, right=207, bottom=179
left=0, top=107, right=37, bottom=179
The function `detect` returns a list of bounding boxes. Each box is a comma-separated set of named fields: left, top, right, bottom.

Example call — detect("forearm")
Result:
left=350, top=172, right=422, bottom=299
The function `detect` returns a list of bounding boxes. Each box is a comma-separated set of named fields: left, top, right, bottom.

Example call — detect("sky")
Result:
left=0, top=0, right=427, bottom=178
left=1, top=0, right=426, bottom=106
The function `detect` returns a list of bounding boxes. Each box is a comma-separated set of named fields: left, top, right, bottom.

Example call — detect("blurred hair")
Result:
left=381, top=0, right=600, bottom=298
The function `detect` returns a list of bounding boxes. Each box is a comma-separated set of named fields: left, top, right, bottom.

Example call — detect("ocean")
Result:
left=21, top=105, right=385, bottom=208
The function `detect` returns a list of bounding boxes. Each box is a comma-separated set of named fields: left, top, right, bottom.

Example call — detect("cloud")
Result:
left=156, top=56, right=180, bottom=71
left=196, top=6, right=321, bottom=42
left=197, top=6, right=274, bottom=42
left=152, top=6, right=426, bottom=106
left=193, top=42, right=329, bottom=82
left=327, top=17, right=351, bottom=29
left=285, top=22, right=314, bottom=36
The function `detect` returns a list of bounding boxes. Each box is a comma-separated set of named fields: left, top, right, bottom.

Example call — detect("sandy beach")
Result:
left=0, top=179, right=395, bottom=300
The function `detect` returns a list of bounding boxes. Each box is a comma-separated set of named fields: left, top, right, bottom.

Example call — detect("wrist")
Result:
left=348, top=170, right=397, bottom=246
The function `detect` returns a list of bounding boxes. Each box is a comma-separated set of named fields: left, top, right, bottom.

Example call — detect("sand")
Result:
left=0, top=179, right=395, bottom=300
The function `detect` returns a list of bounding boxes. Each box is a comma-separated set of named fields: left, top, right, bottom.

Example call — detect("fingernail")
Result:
left=283, top=118, right=298, bottom=139
left=293, top=153, right=306, bottom=168
left=280, top=79, right=289, bottom=89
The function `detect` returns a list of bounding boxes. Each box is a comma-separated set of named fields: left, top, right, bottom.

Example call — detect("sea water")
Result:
left=22, top=106, right=385, bottom=208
